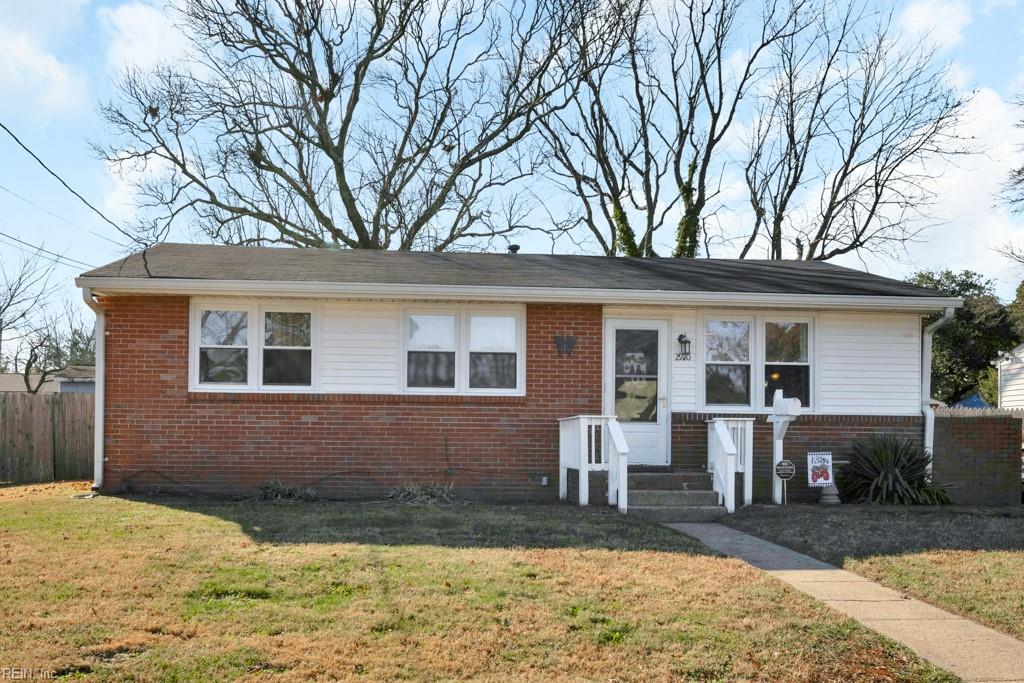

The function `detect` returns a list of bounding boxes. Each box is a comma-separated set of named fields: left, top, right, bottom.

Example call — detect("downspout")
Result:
left=921, top=307, right=955, bottom=456
left=80, top=287, right=105, bottom=490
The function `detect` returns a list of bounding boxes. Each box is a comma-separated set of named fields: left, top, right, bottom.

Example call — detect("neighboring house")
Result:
left=0, top=366, right=95, bottom=394
left=75, top=244, right=961, bottom=509
left=994, top=344, right=1024, bottom=410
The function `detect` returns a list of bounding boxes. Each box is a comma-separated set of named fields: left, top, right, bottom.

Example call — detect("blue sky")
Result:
left=2, top=0, right=1024, bottom=313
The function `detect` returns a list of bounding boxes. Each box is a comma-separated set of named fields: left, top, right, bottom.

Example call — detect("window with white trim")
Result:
left=199, top=310, right=249, bottom=385
left=764, top=321, right=810, bottom=407
left=403, top=306, right=524, bottom=394
left=469, top=315, right=518, bottom=389
left=704, top=319, right=751, bottom=406
left=193, top=302, right=317, bottom=391
left=406, top=313, right=457, bottom=389
left=263, top=311, right=312, bottom=386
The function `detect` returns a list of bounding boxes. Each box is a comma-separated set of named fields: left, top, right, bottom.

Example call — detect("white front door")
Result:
left=604, top=319, right=670, bottom=465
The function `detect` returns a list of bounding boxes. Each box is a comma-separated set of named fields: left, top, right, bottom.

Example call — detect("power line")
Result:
left=0, top=183, right=129, bottom=248
left=0, top=120, right=144, bottom=247
left=0, top=229, right=95, bottom=269
left=0, top=235, right=89, bottom=271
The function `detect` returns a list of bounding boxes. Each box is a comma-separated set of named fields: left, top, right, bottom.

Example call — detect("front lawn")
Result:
left=0, top=484, right=954, bottom=681
left=724, top=505, right=1024, bottom=641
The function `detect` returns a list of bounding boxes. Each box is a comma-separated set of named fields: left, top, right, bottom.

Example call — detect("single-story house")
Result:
left=0, top=366, right=95, bottom=394
left=75, top=244, right=962, bottom=515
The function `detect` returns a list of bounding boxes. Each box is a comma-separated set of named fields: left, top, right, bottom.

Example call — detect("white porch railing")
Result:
left=707, top=418, right=755, bottom=513
left=558, top=415, right=630, bottom=513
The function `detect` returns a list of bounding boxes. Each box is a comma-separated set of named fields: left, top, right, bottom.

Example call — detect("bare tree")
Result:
left=539, top=0, right=964, bottom=260
left=997, top=242, right=1024, bottom=268
left=739, top=4, right=965, bottom=261
left=10, top=305, right=95, bottom=394
left=539, top=0, right=809, bottom=256
left=1004, top=96, right=1024, bottom=213
left=96, top=0, right=623, bottom=251
left=0, top=251, right=54, bottom=360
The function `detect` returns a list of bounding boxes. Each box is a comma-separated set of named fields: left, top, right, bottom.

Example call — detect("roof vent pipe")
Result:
left=507, top=244, right=520, bottom=254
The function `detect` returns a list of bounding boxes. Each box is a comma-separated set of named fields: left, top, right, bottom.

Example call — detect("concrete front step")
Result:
left=630, top=504, right=727, bottom=523
left=628, top=471, right=713, bottom=491
left=629, top=489, right=720, bottom=507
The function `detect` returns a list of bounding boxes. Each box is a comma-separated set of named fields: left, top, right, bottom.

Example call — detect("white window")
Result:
left=403, top=306, right=524, bottom=394
left=262, top=311, right=312, bottom=386
left=764, top=320, right=810, bottom=408
left=406, top=313, right=457, bottom=389
left=192, top=301, right=318, bottom=392
left=469, top=315, right=518, bottom=389
left=699, top=313, right=815, bottom=411
left=704, top=319, right=751, bottom=406
left=198, top=310, right=249, bottom=385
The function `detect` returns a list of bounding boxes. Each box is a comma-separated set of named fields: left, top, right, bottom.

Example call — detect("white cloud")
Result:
left=946, top=62, right=973, bottom=90
left=981, top=0, right=1017, bottom=14
left=2, top=0, right=88, bottom=42
left=99, top=1, right=189, bottom=72
left=840, top=87, right=1024, bottom=299
left=0, top=29, right=87, bottom=116
left=900, top=0, right=973, bottom=49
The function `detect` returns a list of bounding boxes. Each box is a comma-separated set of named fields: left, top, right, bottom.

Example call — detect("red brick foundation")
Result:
left=672, top=413, right=925, bottom=503
left=100, top=296, right=602, bottom=501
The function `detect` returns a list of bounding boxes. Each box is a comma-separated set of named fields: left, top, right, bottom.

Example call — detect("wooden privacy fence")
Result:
left=0, top=393, right=93, bottom=483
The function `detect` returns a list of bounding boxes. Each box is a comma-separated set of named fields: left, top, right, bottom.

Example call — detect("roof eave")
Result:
left=74, top=276, right=963, bottom=312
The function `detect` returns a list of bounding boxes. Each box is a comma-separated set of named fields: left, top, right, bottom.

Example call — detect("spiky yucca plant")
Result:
left=839, top=434, right=951, bottom=505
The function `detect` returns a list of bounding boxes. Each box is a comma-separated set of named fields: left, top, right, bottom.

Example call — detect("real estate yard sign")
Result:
left=807, top=452, right=833, bottom=487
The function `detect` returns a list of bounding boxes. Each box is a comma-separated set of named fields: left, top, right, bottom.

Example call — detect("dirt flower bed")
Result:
left=725, top=504, right=1024, bottom=640
left=0, top=484, right=955, bottom=681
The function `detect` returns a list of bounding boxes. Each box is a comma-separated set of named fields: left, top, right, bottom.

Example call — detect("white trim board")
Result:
left=76, top=276, right=962, bottom=312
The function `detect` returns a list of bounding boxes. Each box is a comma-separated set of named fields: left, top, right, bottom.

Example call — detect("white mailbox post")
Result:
left=766, top=389, right=801, bottom=505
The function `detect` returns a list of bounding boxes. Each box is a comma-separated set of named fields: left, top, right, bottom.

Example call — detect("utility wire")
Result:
left=0, top=120, right=144, bottom=247
left=0, top=229, right=95, bottom=269
left=0, top=183, right=129, bottom=248
left=0, top=235, right=89, bottom=271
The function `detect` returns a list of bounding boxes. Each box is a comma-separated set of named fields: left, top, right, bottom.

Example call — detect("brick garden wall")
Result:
left=99, top=296, right=602, bottom=501
left=933, top=414, right=1022, bottom=506
left=672, top=413, right=925, bottom=503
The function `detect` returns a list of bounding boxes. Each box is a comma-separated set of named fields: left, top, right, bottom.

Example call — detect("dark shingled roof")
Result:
left=80, top=243, right=946, bottom=298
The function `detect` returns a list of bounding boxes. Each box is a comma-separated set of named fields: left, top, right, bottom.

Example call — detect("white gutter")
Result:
left=921, top=306, right=956, bottom=457
left=80, top=287, right=105, bottom=491
left=74, top=276, right=964, bottom=312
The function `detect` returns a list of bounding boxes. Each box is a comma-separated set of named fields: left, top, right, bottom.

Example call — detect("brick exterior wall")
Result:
left=672, top=413, right=925, bottom=503
left=99, top=296, right=602, bottom=501
left=99, top=294, right=941, bottom=504
left=933, top=415, right=1022, bottom=506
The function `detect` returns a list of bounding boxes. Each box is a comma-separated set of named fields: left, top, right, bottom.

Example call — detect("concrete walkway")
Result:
left=669, top=522, right=1024, bottom=683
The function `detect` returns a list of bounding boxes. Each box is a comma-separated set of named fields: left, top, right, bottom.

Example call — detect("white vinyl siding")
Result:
left=998, top=353, right=1024, bottom=409
left=320, top=302, right=401, bottom=394
left=817, top=312, right=922, bottom=415
left=671, top=310, right=697, bottom=411
left=609, top=307, right=923, bottom=416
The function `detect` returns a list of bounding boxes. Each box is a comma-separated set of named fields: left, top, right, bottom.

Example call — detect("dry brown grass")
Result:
left=0, top=484, right=955, bottom=681
left=725, top=504, right=1024, bottom=641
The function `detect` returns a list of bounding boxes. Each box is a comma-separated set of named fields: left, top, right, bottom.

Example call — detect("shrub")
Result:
left=839, top=434, right=951, bottom=505
left=256, top=479, right=316, bottom=502
left=386, top=483, right=460, bottom=505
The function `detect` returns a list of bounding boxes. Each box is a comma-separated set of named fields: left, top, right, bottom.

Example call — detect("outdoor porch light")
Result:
left=675, top=333, right=691, bottom=361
